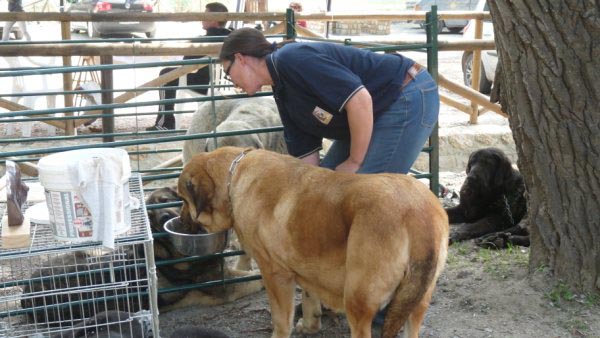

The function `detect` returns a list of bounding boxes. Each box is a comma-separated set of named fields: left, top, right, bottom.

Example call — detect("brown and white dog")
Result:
left=177, top=147, right=449, bottom=338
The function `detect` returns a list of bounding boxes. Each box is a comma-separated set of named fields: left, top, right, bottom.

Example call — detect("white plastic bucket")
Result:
left=38, top=148, right=133, bottom=243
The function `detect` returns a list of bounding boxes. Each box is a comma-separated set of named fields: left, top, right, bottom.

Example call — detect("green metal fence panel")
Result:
left=0, top=10, right=440, bottom=306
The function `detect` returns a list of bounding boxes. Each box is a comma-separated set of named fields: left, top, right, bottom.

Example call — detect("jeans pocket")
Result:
left=420, top=85, right=440, bottom=128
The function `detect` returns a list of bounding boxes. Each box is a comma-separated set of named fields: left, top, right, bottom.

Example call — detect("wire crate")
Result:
left=0, top=174, right=159, bottom=338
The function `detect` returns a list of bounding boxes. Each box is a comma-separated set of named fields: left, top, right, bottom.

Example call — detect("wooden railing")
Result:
left=0, top=11, right=499, bottom=136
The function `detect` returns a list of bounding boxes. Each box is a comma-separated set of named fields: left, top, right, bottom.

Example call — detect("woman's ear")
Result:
left=234, top=52, right=242, bottom=63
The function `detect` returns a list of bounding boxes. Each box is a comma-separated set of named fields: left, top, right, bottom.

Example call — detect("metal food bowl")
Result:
left=163, top=216, right=228, bottom=256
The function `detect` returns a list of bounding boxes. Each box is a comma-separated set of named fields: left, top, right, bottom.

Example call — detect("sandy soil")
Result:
left=157, top=248, right=600, bottom=338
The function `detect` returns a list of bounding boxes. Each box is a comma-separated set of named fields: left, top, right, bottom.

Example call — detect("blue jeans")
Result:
left=320, top=70, right=439, bottom=174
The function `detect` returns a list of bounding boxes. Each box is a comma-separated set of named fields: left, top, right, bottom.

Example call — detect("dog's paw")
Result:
left=449, top=228, right=468, bottom=244
left=295, top=318, right=321, bottom=335
left=475, top=232, right=510, bottom=249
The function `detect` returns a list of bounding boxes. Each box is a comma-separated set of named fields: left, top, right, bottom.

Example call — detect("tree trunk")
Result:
left=489, top=1, right=600, bottom=293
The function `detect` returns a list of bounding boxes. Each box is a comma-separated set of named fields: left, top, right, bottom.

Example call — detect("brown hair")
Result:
left=219, top=27, right=275, bottom=62
left=205, top=2, right=228, bottom=27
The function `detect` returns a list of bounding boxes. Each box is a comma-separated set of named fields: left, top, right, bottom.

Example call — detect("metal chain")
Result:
left=502, top=194, right=515, bottom=225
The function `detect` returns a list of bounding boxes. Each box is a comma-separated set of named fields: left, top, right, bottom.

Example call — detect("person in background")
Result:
left=219, top=27, right=439, bottom=175
left=288, top=2, right=307, bottom=28
left=147, top=2, right=232, bottom=131
left=2, top=0, right=31, bottom=41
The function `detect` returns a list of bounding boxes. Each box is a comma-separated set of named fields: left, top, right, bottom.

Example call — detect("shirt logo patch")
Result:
left=312, top=106, right=333, bottom=125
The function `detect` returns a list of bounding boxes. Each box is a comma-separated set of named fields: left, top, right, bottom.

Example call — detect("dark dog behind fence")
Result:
left=146, top=187, right=234, bottom=308
left=20, top=249, right=150, bottom=324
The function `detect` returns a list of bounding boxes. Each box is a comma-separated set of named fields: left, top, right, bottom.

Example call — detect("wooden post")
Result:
left=469, top=18, right=483, bottom=124
left=60, top=21, right=75, bottom=135
left=243, top=0, right=268, bottom=29
left=100, top=55, right=114, bottom=142
left=437, top=73, right=506, bottom=118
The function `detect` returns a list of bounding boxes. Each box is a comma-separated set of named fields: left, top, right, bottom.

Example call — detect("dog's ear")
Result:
left=173, top=187, right=182, bottom=200
left=185, top=180, right=205, bottom=216
left=146, top=207, right=156, bottom=222
left=465, top=151, right=476, bottom=174
left=494, top=153, right=514, bottom=189
left=145, top=191, right=158, bottom=221
left=167, top=186, right=180, bottom=201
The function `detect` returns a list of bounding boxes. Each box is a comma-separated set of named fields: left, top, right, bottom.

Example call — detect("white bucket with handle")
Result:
left=38, top=148, right=138, bottom=248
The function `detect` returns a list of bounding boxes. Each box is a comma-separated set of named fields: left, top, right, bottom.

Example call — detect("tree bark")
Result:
left=489, top=0, right=600, bottom=293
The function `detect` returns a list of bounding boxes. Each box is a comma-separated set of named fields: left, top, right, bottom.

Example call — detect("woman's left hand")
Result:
left=335, top=159, right=361, bottom=173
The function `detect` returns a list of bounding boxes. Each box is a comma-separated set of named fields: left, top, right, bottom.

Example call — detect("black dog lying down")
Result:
left=50, top=311, right=151, bottom=338
left=445, top=147, right=529, bottom=248
left=19, top=188, right=261, bottom=330
left=21, top=250, right=150, bottom=324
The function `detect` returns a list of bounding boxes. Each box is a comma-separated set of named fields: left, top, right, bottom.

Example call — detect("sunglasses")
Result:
left=224, top=58, right=235, bottom=82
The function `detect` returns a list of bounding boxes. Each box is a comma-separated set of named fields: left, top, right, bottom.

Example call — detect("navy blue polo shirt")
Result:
left=266, top=42, right=415, bottom=158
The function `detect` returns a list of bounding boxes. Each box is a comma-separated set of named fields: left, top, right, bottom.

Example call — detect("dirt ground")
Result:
left=156, top=172, right=600, bottom=338
left=157, top=247, right=600, bottom=338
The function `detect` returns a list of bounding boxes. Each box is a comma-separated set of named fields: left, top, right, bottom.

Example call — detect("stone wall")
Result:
left=306, top=21, right=327, bottom=34
left=413, top=128, right=518, bottom=173
left=330, top=20, right=391, bottom=35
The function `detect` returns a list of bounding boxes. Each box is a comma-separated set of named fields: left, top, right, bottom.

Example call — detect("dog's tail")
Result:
left=381, top=241, right=447, bottom=338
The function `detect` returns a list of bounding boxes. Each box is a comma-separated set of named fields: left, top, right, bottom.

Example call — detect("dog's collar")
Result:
left=227, top=148, right=253, bottom=192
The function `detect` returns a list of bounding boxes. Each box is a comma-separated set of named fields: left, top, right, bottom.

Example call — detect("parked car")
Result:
left=67, top=0, right=156, bottom=38
left=461, top=0, right=497, bottom=94
left=0, top=23, right=23, bottom=40
left=414, top=0, right=479, bottom=33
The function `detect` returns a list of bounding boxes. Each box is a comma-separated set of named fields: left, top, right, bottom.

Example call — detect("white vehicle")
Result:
left=461, top=0, right=497, bottom=94
left=67, top=0, right=156, bottom=38
left=414, top=0, right=479, bottom=34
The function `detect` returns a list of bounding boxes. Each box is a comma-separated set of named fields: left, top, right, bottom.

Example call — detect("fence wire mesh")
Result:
left=0, top=175, right=158, bottom=338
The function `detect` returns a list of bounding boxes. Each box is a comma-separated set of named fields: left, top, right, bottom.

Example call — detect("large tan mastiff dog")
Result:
left=178, top=147, right=449, bottom=338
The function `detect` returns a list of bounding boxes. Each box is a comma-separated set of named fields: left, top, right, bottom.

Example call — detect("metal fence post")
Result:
left=426, top=6, right=440, bottom=196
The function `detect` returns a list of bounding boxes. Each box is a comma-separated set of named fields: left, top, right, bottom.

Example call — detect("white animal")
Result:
left=182, top=97, right=287, bottom=164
